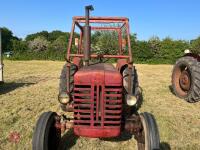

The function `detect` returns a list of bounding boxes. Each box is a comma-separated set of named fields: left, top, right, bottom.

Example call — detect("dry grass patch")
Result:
left=0, top=60, right=200, bottom=149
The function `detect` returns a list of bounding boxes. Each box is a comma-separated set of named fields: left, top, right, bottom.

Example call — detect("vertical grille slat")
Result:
left=74, top=84, right=122, bottom=127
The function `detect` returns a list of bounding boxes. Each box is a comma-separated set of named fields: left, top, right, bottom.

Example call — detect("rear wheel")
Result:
left=137, top=112, right=160, bottom=150
left=32, top=111, right=61, bottom=150
left=172, top=56, right=200, bottom=102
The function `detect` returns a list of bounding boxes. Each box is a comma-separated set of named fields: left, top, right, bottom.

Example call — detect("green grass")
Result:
left=0, top=60, right=200, bottom=150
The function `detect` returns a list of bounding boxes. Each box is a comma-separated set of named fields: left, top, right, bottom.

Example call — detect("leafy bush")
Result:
left=12, top=40, right=28, bottom=52
left=9, top=50, right=65, bottom=61
left=49, top=36, right=67, bottom=52
left=3, top=27, right=199, bottom=64
left=191, top=36, right=200, bottom=54
left=28, top=36, right=49, bottom=52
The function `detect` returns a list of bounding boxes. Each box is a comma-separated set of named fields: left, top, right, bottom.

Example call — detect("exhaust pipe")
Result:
left=83, top=5, right=94, bottom=66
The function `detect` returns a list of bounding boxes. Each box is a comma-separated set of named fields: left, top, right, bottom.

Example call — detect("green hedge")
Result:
left=8, top=50, right=65, bottom=61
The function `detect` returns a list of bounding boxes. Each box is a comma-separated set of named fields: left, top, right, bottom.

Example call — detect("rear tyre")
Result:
left=137, top=112, right=160, bottom=150
left=172, top=56, right=200, bottom=102
left=32, top=111, right=61, bottom=150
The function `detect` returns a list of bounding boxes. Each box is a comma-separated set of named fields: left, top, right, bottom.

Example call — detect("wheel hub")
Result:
left=179, top=70, right=191, bottom=91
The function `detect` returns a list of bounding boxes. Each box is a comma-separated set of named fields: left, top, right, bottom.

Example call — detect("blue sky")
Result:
left=0, top=0, right=199, bottom=40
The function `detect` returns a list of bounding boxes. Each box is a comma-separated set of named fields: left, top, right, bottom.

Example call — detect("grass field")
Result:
left=0, top=60, right=200, bottom=150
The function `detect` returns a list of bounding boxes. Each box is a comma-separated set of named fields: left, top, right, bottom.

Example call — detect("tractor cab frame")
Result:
left=65, top=16, right=134, bottom=96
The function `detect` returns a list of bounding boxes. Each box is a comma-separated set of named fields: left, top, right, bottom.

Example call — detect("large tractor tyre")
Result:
left=172, top=56, right=200, bottom=102
left=59, top=63, right=77, bottom=94
left=32, top=111, right=61, bottom=150
left=123, top=66, right=139, bottom=96
left=137, top=112, right=160, bottom=150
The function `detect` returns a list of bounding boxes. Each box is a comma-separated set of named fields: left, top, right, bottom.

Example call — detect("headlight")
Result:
left=126, top=95, right=137, bottom=106
left=58, top=93, right=70, bottom=104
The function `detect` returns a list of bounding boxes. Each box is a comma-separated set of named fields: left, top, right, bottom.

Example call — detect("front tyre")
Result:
left=59, top=63, right=77, bottom=94
left=137, top=112, right=160, bottom=150
left=32, top=111, right=61, bottom=150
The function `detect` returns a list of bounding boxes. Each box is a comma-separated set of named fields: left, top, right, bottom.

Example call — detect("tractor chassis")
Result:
left=54, top=109, right=144, bottom=142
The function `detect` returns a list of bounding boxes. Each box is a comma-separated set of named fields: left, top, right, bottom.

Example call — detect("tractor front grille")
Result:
left=73, top=84, right=122, bottom=127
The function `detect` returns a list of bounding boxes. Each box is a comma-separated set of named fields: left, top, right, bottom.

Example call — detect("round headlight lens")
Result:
left=126, top=95, right=137, bottom=106
left=58, top=93, right=70, bottom=104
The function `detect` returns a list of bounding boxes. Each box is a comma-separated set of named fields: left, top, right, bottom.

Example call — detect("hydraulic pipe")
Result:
left=83, top=5, right=94, bottom=66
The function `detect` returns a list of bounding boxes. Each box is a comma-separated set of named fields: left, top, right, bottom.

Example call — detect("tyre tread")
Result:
left=172, top=56, right=200, bottom=102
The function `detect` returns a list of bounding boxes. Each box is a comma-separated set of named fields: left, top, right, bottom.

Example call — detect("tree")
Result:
left=1, top=27, right=19, bottom=52
left=130, top=33, right=137, bottom=45
left=191, top=36, right=200, bottom=54
left=12, top=40, right=28, bottom=52
left=48, top=30, right=70, bottom=42
left=148, top=36, right=161, bottom=56
left=160, top=37, right=189, bottom=62
left=28, top=36, right=49, bottom=52
left=49, top=36, right=67, bottom=51
left=134, top=41, right=153, bottom=61
left=25, top=31, right=49, bottom=41
left=91, top=31, right=119, bottom=55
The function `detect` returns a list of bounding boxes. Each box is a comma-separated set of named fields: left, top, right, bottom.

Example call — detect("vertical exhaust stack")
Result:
left=83, top=5, right=94, bottom=66
left=0, top=28, right=3, bottom=83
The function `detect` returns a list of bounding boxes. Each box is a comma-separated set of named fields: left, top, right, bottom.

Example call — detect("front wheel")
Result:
left=137, top=112, right=160, bottom=150
left=32, top=111, right=61, bottom=150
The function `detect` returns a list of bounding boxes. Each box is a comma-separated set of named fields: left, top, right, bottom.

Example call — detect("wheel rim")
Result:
left=173, top=64, right=192, bottom=97
left=179, top=70, right=191, bottom=91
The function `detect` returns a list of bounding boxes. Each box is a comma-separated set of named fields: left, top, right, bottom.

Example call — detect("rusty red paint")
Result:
left=73, top=63, right=122, bottom=138
left=116, top=59, right=128, bottom=72
left=91, top=26, right=121, bottom=31
left=179, top=70, right=190, bottom=91
left=72, top=57, right=82, bottom=68
left=70, top=54, right=130, bottom=59
left=63, top=15, right=135, bottom=138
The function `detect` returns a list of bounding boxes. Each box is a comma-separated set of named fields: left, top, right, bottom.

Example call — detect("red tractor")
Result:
left=32, top=5, right=160, bottom=150
left=171, top=50, right=200, bottom=102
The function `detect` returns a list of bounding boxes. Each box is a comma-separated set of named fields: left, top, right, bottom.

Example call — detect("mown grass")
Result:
left=0, top=60, right=200, bottom=150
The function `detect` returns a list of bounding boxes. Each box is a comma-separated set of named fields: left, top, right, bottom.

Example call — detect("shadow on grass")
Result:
left=168, top=85, right=175, bottom=96
left=0, top=82, right=35, bottom=95
left=160, top=142, right=171, bottom=150
left=58, top=128, right=79, bottom=150
left=100, top=131, right=132, bottom=142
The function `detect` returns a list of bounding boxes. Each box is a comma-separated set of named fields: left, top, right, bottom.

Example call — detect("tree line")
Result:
left=1, top=27, right=200, bottom=63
